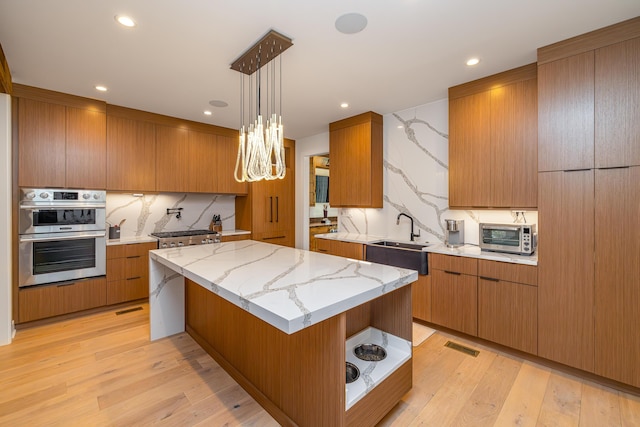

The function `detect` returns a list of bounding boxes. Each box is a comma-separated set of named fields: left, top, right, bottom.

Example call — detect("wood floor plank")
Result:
left=450, top=354, right=522, bottom=426
left=537, top=373, right=583, bottom=427
left=579, top=382, right=622, bottom=427
left=0, top=302, right=638, bottom=426
left=620, top=391, right=640, bottom=427
left=409, top=340, right=497, bottom=426
left=494, top=361, right=551, bottom=426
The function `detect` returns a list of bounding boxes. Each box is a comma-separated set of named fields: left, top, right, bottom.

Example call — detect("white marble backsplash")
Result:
left=337, top=99, right=538, bottom=246
left=106, top=193, right=236, bottom=239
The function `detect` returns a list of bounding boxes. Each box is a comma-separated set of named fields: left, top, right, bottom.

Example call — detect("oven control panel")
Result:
left=21, top=188, right=106, bottom=204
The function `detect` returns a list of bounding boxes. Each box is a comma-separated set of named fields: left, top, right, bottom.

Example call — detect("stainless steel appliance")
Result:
left=479, top=223, right=537, bottom=255
left=151, top=229, right=221, bottom=249
left=18, top=188, right=107, bottom=287
left=445, top=219, right=464, bottom=248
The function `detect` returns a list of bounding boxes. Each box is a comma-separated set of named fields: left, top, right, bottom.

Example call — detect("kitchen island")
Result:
left=149, top=240, right=417, bottom=426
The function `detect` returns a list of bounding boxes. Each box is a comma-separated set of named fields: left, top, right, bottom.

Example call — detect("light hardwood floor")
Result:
left=1, top=303, right=639, bottom=426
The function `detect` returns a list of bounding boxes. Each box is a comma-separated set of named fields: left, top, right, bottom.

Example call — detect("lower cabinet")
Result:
left=315, top=239, right=364, bottom=260
left=477, top=259, right=538, bottom=354
left=431, top=264, right=478, bottom=336
left=220, top=234, right=250, bottom=242
left=18, top=277, right=107, bottom=323
left=106, top=242, right=157, bottom=305
left=411, top=274, right=432, bottom=322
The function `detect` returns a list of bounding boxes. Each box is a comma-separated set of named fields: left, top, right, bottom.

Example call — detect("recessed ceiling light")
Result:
left=115, top=15, right=136, bottom=28
left=340, top=102, right=349, bottom=108
left=209, top=100, right=228, bottom=108
left=95, top=85, right=108, bottom=92
left=466, top=57, right=480, bottom=66
left=204, top=110, right=212, bottom=116
left=335, top=13, right=368, bottom=34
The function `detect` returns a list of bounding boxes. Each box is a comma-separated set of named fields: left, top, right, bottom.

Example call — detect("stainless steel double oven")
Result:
left=18, top=188, right=107, bottom=287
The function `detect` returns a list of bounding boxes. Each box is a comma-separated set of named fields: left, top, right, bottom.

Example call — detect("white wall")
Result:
left=0, top=93, right=13, bottom=345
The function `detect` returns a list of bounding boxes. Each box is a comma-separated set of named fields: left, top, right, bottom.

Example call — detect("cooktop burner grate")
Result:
left=150, top=229, right=213, bottom=238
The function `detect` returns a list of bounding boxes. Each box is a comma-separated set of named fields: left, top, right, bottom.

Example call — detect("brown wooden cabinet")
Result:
left=411, top=274, right=431, bottom=323
left=329, top=112, right=383, bottom=208
left=235, top=138, right=295, bottom=247
left=430, top=254, right=478, bottom=336
left=477, top=259, right=537, bottom=355
left=449, top=64, right=537, bottom=208
left=156, top=125, right=188, bottom=192
left=17, top=277, right=107, bottom=323
left=594, top=166, right=640, bottom=387
left=538, top=52, right=595, bottom=172
left=16, top=85, right=107, bottom=189
left=220, top=234, right=250, bottom=242
left=106, top=242, right=157, bottom=305
left=595, top=37, right=640, bottom=168
left=536, top=19, right=640, bottom=384
left=537, top=170, right=595, bottom=372
left=106, top=109, right=156, bottom=192
left=316, top=239, right=364, bottom=260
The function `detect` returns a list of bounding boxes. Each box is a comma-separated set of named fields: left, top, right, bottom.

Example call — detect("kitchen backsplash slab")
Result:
left=336, top=99, right=538, bottom=246
left=106, top=193, right=236, bottom=239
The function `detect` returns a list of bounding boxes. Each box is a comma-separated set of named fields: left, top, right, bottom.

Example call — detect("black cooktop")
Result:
left=150, top=229, right=214, bottom=238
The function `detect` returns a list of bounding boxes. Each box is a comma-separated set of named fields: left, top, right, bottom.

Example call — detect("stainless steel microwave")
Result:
left=479, top=223, right=537, bottom=255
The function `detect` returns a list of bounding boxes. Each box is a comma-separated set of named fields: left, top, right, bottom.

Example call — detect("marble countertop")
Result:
left=107, top=235, right=157, bottom=246
left=424, top=243, right=538, bottom=266
left=315, top=232, right=537, bottom=266
left=149, top=240, right=418, bottom=334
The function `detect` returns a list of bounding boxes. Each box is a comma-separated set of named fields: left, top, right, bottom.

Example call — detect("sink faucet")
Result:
left=396, top=213, right=421, bottom=241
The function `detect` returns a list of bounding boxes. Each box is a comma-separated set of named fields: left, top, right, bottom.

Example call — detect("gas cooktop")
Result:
left=150, top=229, right=213, bottom=238
left=150, top=229, right=221, bottom=248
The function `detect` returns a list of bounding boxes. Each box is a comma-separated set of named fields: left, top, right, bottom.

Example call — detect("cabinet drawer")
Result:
left=107, top=278, right=148, bottom=305
left=18, top=277, right=107, bottom=323
left=221, top=234, right=250, bottom=242
left=478, top=259, right=537, bottom=286
left=107, top=257, right=125, bottom=281
left=125, top=242, right=157, bottom=257
left=107, top=244, right=125, bottom=259
left=254, top=232, right=294, bottom=247
left=431, top=269, right=477, bottom=336
left=430, top=254, right=477, bottom=275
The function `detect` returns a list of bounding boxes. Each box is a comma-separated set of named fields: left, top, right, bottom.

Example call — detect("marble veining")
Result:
left=334, top=99, right=538, bottom=247
left=106, top=192, right=236, bottom=240
left=149, top=241, right=418, bottom=337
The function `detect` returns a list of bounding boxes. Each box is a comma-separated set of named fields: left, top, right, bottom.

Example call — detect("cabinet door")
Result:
left=490, top=79, right=537, bottom=207
left=18, top=98, right=66, bottom=188
left=215, top=133, right=248, bottom=194
left=331, top=241, right=363, bottom=260
left=411, top=274, right=431, bottom=322
left=449, top=92, right=492, bottom=208
left=156, top=125, right=188, bottom=192
left=595, top=37, right=640, bottom=168
left=107, top=115, right=156, bottom=192
left=431, top=269, right=477, bottom=336
left=538, top=170, right=594, bottom=372
left=594, top=167, right=640, bottom=387
left=66, top=107, right=106, bottom=189
left=188, top=130, right=217, bottom=193
left=330, top=113, right=382, bottom=208
left=538, top=52, right=595, bottom=171
left=478, top=278, right=537, bottom=354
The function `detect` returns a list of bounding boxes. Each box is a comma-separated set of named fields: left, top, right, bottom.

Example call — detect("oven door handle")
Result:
left=19, top=230, right=106, bottom=243
left=19, top=203, right=106, bottom=210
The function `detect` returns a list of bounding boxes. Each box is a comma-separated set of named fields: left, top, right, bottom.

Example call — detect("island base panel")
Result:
left=185, top=279, right=345, bottom=426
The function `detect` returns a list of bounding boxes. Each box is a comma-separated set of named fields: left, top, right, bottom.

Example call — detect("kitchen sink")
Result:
left=365, top=240, right=429, bottom=275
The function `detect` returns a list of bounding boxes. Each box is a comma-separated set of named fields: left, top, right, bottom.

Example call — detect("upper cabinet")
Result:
left=106, top=106, right=156, bottom=192
left=329, top=112, right=383, bottom=208
left=538, top=17, right=640, bottom=171
left=108, top=105, right=247, bottom=194
left=16, top=85, right=107, bottom=189
left=448, top=64, right=538, bottom=209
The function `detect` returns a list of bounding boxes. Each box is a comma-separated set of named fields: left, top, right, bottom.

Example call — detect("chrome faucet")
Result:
left=396, top=213, right=421, bottom=241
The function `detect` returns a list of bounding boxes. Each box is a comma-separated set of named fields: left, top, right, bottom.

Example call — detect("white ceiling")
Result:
left=1, top=1, right=639, bottom=140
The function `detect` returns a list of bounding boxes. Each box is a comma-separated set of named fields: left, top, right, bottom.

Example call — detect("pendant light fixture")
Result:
left=231, top=30, right=293, bottom=182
